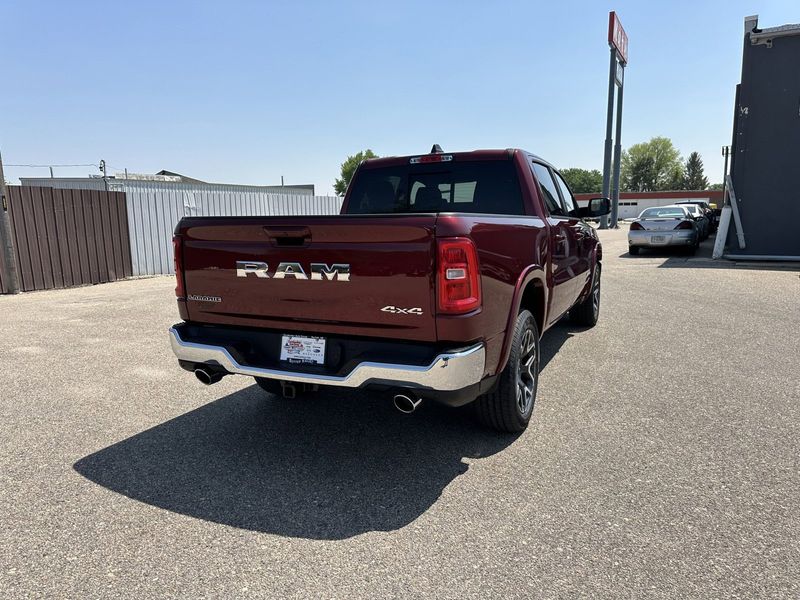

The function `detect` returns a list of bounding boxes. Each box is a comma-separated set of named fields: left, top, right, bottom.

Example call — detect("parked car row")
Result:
left=627, top=202, right=715, bottom=255
left=676, top=200, right=718, bottom=233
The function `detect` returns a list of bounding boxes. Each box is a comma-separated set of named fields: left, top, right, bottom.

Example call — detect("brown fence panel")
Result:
left=70, top=189, right=91, bottom=285
left=33, top=187, right=56, bottom=289
left=61, top=190, right=83, bottom=286
left=51, top=189, right=73, bottom=288
left=0, top=186, right=131, bottom=293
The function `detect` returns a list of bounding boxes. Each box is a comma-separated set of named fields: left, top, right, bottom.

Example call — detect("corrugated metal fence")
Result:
left=1, top=183, right=343, bottom=291
left=0, top=186, right=132, bottom=293
left=122, top=181, right=342, bottom=276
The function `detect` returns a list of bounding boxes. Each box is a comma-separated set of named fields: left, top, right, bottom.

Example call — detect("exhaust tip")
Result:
left=393, top=393, right=422, bottom=414
left=194, top=368, right=224, bottom=385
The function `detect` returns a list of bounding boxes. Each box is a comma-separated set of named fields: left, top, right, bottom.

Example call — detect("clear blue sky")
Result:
left=1, top=1, right=796, bottom=195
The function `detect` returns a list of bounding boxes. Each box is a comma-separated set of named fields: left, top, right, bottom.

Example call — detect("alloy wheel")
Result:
left=516, top=328, right=537, bottom=416
left=592, top=270, right=601, bottom=317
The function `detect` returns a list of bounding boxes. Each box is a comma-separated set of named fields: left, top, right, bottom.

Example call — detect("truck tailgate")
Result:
left=179, top=215, right=438, bottom=341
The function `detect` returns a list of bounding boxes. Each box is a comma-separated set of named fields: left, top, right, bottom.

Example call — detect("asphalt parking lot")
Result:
left=1, top=228, right=798, bottom=599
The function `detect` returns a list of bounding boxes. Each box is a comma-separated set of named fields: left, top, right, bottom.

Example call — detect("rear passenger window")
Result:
left=531, top=163, right=564, bottom=216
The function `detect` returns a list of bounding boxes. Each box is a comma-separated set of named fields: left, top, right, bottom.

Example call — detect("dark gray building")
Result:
left=726, top=16, right=800, bottom=259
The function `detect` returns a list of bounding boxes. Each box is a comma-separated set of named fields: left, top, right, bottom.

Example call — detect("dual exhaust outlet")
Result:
left=194, top=368, right=225, bottom=386
left=194, top=367, right=422, bottom=414
left=392, top=392, right=422, bottom=414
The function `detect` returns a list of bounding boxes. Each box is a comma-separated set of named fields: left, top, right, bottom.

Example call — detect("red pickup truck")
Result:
left=169, top=148, right=609, bottom=432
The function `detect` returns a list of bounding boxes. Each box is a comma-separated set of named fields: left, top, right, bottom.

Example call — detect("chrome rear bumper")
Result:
left=169, top=327, right=485, bottom=391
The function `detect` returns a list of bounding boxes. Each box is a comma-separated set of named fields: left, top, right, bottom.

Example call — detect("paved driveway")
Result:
left=1, top=229, right=798, bottom=598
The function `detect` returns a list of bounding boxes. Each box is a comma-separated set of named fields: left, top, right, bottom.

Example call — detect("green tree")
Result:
left=624, top=155, right=657, bottom=192
left=683, top=151, right=709, bottom=190
left=561, top=168, right=603, bottom=194
left=707, top=182, right=724, bottom=191
left=667, top=164, right=687, bottom=190
left=621, top=137, right=684, bottom=191
left=334, top=149, right=378, bottom=196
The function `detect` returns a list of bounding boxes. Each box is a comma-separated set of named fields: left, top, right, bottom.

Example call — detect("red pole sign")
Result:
left=608, top=11, right=629, bottom=64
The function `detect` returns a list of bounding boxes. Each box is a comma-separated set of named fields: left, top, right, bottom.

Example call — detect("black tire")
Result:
left=570, top=264, right=601, bottom=327
left=629, top=246, right=640, bottom=255
left=474, top=310, right=539, bottom=433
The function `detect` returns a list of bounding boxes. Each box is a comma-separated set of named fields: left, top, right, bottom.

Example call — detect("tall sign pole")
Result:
left=599, top=48, right=616, bottom=230
left=0, top=150, right=21, bottom=294
left=610, top=60, right=625, bottom=228
left=601, top=11, right=628, bottom=229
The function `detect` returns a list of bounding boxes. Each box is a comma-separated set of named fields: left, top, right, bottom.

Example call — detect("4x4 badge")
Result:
left=381, top=305, right=423, bottom=315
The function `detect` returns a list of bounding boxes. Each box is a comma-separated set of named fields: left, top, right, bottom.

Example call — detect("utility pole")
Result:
left=100, top=159, right=108, bottom=191
left=0, top=150, right=21, bottom=293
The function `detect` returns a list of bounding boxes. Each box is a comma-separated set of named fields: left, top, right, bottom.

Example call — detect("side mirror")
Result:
left=578, top=197, right=611, bottom=218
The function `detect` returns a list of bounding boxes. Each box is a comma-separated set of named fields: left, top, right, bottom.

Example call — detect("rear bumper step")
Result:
left=169, top=327, right=485, bottom=392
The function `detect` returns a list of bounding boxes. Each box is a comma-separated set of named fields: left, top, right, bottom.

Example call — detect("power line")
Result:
left=5, top=163, right=99, bottom=168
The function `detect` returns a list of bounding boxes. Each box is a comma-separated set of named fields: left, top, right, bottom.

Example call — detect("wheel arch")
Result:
left=580, top=241, right=602, bottom=299
left=493, top=266, right=547, bottom=376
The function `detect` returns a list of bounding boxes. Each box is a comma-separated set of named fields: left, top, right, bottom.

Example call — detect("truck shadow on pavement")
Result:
left=74, top=324, right=575, bottom=540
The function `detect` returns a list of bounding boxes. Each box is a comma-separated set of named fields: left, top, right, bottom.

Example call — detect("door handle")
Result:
left=264, top=226, right=312, bottom=247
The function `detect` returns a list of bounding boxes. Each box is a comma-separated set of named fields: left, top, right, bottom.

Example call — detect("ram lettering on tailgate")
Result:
left=235, top=261, right=350, bottom=281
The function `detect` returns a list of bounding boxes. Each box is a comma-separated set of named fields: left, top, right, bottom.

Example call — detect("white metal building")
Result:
left=20, top=172, right=341, bottom=278
left=20, top=170, right=315, bottom=196
left=575, top=191, right=724, bottom=220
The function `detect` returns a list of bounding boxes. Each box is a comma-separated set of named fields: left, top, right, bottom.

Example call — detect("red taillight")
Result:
left=173, top=235, right=185, bottom=298
left=630, top=221, right=644, bottom=230
left=675, top=220, right=694, bottom=230
left=437, top=238, right=481, bottom=314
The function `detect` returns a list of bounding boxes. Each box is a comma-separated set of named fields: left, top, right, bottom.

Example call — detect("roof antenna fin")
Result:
left=430, top=144, right=443, bottom=154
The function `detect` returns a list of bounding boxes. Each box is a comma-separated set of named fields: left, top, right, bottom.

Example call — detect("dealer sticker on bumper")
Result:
left=280, top=335, right=326, bottom=365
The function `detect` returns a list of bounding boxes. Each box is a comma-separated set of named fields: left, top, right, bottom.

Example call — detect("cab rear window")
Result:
left=344, top=161, right=524, bottom=215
